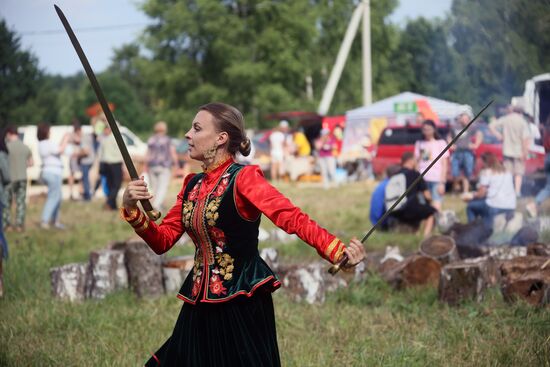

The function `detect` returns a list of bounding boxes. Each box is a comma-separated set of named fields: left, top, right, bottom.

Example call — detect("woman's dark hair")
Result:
left=5, top=125, right=17, bottom=136
left=199, top=102, right=251, bottom=156
left=0, top=128, right=8, bottom=153
left=422, top=119, right=441, bottom=140
left=37, top=123, right=50, bottom=141
left=481, top=152, right=505, bottom=173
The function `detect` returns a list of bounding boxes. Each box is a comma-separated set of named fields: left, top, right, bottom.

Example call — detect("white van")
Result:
left=18, top=124, right=147, bottom=182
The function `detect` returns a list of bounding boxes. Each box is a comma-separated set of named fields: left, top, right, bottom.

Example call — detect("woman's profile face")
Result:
left=185, top=110, right=220, bottom=161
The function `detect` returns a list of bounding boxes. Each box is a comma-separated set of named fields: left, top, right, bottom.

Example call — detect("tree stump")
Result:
left=527, top=243, right=550, bottom=257
left=382, top=255, right=441, bottom=289
left=420, top=235, right=460, bottom=265
left=488, top=246, right=527, bottom=260
left=88, top=249, right=128, bottom=299
left=124, top=239, right=164, bottom=298
left=162, top=255, right=194, bottom=293
left=281, top=262, right=346, bottom=304
left=50, top=263, right=91, bottom=302
left=439, top=261, right=488, bottom=305
left=260, top=248, right=279, bottom=272
left=500, top=256, right=550, bottom=305
left=463, top=256, right=500, bottom=287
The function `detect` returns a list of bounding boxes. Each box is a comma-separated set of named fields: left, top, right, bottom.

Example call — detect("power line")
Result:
left=20, top=23, right=150, bottom=36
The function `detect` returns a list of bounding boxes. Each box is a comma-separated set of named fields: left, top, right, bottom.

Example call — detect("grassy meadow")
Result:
left=0, top=180, right=549, bottom=366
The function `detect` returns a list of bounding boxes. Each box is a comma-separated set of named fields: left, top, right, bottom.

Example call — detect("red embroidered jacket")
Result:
left=123, top=158, right=346, bottom=303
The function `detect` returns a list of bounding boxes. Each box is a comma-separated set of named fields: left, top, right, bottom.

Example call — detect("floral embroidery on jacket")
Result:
left=209, top=274, right=227, bottom=296
left=191, top=260, right=203, bottom=297
left=205, top=197, right=221, bottom=227
left=182, top=201, right=194, bottom=228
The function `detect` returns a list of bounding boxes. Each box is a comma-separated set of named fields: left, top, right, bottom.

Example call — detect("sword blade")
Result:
left=329, top=100, right=493, bottom=274
left=54, top=5, right=160, bottom=220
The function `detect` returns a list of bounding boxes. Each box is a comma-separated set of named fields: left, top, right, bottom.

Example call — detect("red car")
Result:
left=372, top=124, right=545, bottom=180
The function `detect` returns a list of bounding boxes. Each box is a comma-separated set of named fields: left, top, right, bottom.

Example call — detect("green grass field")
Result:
left=0, top=181, right=549, bottom=366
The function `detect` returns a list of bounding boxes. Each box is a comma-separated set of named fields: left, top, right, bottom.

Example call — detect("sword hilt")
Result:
left=328, top=255, right=349, bottom=275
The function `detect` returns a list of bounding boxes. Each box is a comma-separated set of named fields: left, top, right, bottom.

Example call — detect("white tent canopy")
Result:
left=346, top=91, right=471, bottom=124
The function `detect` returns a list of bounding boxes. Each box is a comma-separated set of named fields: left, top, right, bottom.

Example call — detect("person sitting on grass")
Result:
left=369, top=164, right=401, bottom=230
left=462, top=152, right=516, bottom=229
left=388, top=152, right=437, bottom=237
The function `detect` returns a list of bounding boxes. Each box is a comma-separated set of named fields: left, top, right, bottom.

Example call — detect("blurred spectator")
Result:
left=269, top=120, right=289, bottom=181
left=98, top=125, right=123, bottom=210
left=78, top=125, right=95, bottom=201
left=293, top=127, right=311, bottom=157
left=388, top=152, right=436, bottom=237
left=489, top=105, right=530, bottom=196
left=463, top=152, right=516, bottom=228
left=0, top=130, right=10, bottom=258
left=286, top=127, right=312, bottom=181
left=67, top=122, right=82, bottom=200
left=526, top=115, right=550, bottom=217
left=3, top=126, right=33, bottom=232
left=37, top=123, right=70, bottom=229
left=369, top=164, right=401, bottom=230
left=144, top=121, right=178, bottom=211
left=316, top=128, right=338, bottom=189
left=414, top=120, right=448, bottom=211
left=449, top=113, right=482, bottom=193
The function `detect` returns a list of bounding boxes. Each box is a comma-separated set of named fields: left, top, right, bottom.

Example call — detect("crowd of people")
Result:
left=0, top=115, right=181, bottom=262
left=267, top=120, right=352, bottom=189
left=368, top=106, right=549, bottom=238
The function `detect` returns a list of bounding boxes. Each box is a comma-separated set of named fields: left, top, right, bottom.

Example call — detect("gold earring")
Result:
left=204, top=144, right=217, bottom=161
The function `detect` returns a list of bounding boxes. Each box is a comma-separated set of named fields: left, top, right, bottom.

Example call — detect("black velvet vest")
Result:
left=177, top=163, right=280, bottom=304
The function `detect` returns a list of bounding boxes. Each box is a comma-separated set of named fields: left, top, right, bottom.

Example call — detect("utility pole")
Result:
left=317, top=2, right=364, bottom=116
left=362, top=0, right=372, bottom=106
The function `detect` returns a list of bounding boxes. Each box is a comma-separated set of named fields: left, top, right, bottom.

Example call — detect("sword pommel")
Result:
left=145, top=210, right=162, bottom=221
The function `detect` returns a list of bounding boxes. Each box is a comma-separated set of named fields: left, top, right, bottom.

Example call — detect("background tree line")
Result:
left=1, top=0, right=549, bottom=135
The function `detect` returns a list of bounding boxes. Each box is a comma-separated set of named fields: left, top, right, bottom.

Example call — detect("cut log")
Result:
left=124, top=239, right=164, bottom=297
left=88, top=249, right=128, bottom=299
left=162, top=255, right=194, bottom=293
left=527, top=243, right=550, bottom=257
left=500, top=256, right=550, bottom=305
left=439, top=261, right=488, bottom=305
left=260, top=248, right=279, bottom=272
left=420, top=235, right=459, bottom=265
left=281, top=262, right=347, bottom=304
left=50, top=263, right=90, bottom=302
left=382, top=255, right=441, bottom=289
left=488, top=246, right=527, bottom=260
left=463, top=256, right=500, bottom=287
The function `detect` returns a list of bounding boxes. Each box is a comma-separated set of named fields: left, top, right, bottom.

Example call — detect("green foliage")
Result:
left=5, top=0, right=550, bottom=131
left=0, top=20, right=42, bottom=125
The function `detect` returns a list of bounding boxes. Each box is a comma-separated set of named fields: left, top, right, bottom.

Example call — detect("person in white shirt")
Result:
left=37, top=123, right=70, bottom=229
left=462, top=152, right=516, bottom=229
left=269, top=120, right=289, bottom=181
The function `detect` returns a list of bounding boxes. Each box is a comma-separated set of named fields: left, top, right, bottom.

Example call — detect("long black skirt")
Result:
left=145, top=290, right=280, bottom=367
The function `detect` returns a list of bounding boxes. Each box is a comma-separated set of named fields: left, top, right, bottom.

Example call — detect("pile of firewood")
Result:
left=367, top=235, right=550, bottom=307
left=50, top=237, right=194, bottom=302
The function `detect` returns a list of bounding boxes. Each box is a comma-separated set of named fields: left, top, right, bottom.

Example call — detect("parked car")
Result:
left=372, top=123, right=545, bottom=181
left=18, top=124, right=147, bottom=182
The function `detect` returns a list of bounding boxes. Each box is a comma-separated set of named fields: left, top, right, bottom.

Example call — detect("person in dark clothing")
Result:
left=389, top=152, right=437, bottom=237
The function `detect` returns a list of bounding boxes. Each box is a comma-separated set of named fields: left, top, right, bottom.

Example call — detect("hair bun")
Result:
left=239, top=137, right=251, bottom=157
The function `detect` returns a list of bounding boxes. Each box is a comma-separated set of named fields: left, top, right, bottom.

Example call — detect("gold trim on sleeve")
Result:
left=134, top=219, right=150, bottom=234
left=325, top=238, right=340, bottom=260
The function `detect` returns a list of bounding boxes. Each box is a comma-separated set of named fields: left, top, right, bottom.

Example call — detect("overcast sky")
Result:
left=1, top=0, right=452, bottom=76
